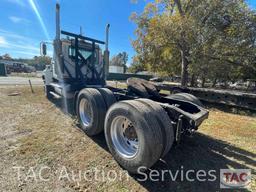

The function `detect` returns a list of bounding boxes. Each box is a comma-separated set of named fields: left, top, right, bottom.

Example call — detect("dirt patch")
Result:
left=0, top=85, right=255, bottom=191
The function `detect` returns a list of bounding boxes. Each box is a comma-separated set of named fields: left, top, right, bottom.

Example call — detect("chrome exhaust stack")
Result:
left=55, top=3, right=63, bottom=74
left=105, top=24, right=110, bottom=51
left=104, top=24, right=110, bottom=80
left=56, top=3, right=61, bottom=40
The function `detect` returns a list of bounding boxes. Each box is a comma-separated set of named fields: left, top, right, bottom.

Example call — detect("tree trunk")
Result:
left=174, top=0, right=189, bottom=87
left=123, top=65, right=127, bottom=73
left=212, top=78, right=217, bottom=88
left=180, top=48, right=189, bottom=87
left=201, top=77, right=206, bottom=88
left=224, top=81, right=228, bottom=89
left=190, top=74, right=196, bottom=87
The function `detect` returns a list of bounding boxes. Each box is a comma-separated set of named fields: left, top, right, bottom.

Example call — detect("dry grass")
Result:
left=10, top=72, right=41, bottom=78
left=0, top=85, right=255, bottom=192
left=199, top=110, right=256, bottom=154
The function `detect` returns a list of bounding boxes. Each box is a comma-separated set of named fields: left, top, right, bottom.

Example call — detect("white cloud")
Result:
left=11, top=43, right=39, bottom=52
left=9, top=16, right=30, bottom=24
left=0, top=39, right=39, bottom=57
left=6, top=0, right=25, bottom=7
left=0, top=29, right=40, bottom=57
left=0, top=36, right=10, bottom=48
left=12, top=50, right=39, bottom=56
left=0, top=36, right=7, bottom=44
left=0, top=28, right=33, bottom=41
left=0, top=28, right=55, bottom=58
left=0, top=36, right=38, bottom=51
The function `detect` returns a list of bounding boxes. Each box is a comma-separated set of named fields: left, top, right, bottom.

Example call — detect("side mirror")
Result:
left=40, top=43, right=47, bottom=56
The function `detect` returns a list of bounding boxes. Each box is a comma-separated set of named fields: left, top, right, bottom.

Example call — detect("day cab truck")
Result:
left=41, top=3, right=209, bottom=173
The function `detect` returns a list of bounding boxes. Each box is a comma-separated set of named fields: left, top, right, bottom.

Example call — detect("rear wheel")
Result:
left=136, top=99, right=174, bottom=157
left=104, top=100, right=164, bottom=173
left=97, top=88, right=116, bottom=108
left=76, top=88, right=106, bottom=136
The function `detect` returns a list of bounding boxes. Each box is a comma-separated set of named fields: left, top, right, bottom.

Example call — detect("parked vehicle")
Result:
left=229, top=82, right=247, bottom=90
left=6, top=62, right=35, bottom=73
left=41, top=3, right=209, bottom=173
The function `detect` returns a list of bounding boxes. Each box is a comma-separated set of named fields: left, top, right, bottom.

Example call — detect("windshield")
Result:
left=68, top=46, right=92, bottom=60
left=79, top=49, right=92, bottom=60
left=68, top=46, right=99, bottom=64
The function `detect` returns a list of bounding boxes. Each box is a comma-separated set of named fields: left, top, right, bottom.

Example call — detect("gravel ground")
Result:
left=0, top=76, right=43, bottom=85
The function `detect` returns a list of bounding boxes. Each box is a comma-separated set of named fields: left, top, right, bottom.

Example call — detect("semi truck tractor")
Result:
left=41, top=3, right=209, bottom=173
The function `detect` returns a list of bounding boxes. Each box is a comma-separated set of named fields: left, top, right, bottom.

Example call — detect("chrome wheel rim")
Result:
left=111, top=116, right=139, bottom=158
left=79, top=98, right=92, bottom=127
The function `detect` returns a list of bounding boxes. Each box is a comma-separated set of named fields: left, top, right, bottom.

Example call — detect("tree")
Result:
left=2, top=53, right=12, bottom=60
left=127, top=56, right=147, bottom=73
left=32, top=56, right=51, bottom=70
left=131, top=0, right=256, bottom=87
left=131, top=0, right=196, bottom=86
left=110, top=52, right=129, bottom=72
left=189, top=0, right=256, bottom=86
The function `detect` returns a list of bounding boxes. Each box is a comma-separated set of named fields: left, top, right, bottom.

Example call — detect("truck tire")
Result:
left=44, top=85, right=53, bottom=99
left=97, top=88, right=116, bottom=108
left=127, top=78, right=159, bottom=98
left=136, top=99, right=174, bottom=157
left=127, top=78, right=149, bottom=98
left=166, top=93, right=204, bottom=107
left=104, top=100, right=164, bottom=173
left=76, top=88, right=107, bottom=136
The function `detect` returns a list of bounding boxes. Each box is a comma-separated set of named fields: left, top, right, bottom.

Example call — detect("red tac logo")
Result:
left=220, top=169, right=251, bottom=189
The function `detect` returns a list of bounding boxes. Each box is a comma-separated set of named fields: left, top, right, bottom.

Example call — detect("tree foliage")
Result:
left=110, top=52, right=128, bottom=66
left=2, top=53, right=12, bottom=60
left=127, top=56, right=147, bottom=73
left=110, top=52, right=128, bottom=72
left=131, top=0, right=256, bottom=87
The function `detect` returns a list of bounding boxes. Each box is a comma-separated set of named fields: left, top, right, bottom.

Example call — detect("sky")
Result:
left=0, top=0, right=255, bottom=65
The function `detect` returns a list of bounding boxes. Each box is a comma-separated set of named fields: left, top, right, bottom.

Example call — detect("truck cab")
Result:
left=51, top=38, right=104, bottom=85
left=42, top=4, right=110, bottom=99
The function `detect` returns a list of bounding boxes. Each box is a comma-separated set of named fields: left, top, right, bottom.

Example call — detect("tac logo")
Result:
left=220, top=169, right=251, bottom=189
